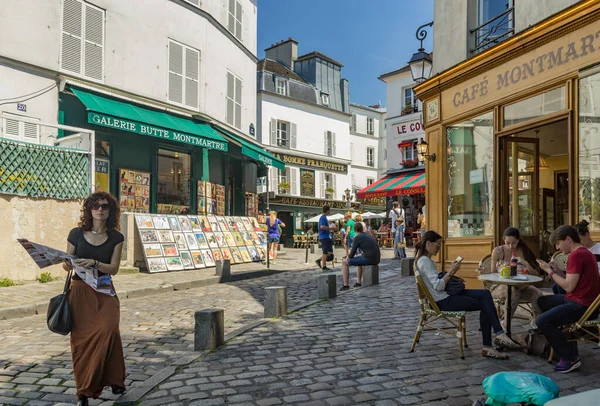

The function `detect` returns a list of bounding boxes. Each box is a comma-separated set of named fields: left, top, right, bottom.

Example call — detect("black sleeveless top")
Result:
left=67, top=227, right=124, bottom=280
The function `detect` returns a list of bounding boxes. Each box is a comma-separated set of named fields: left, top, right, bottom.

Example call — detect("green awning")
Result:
left=213, top=126, right=285, bottom=171
left=71, top=88, right=227, bottom=152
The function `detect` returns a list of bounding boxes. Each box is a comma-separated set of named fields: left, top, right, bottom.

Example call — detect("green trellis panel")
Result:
left=0, top=139, right=90, bottom=199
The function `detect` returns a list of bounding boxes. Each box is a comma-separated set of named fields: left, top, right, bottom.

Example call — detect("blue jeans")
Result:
left=346, top=236, right=354, bottom=251
left=394, top=233, right=405, bottom=259
left=347, top=256, right=376, bottom=267
left=536, top=294, right=596, bottom=361
left=437, top=289, right=503, bottom=346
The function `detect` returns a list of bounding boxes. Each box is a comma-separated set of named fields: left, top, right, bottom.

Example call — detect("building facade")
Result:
left=348, top=102, right=387, bottom=209
left=0, top=0, right=284, bottom=279
left=416, top=0, right=600, bottom=287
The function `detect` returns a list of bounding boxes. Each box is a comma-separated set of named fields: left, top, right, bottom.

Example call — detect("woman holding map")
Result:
left=62, top=192, right=125, bottom=406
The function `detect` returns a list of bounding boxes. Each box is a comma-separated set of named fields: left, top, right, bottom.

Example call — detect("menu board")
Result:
left=119, top=169, right=150, bottom=213
left=136, top=214, right=267, bottom=273
left=197, top=181, right=225, bottom=216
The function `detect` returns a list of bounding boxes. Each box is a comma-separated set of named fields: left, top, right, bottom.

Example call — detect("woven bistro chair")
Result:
left=410, top=269, right=468, bottom=359
left=548, top=292, right=600, bottom=363
left=551, top=251, right=569, bottom=272
left=478, top=254, right=534, bottom=320
left=293, top=235, right=301, bottom=248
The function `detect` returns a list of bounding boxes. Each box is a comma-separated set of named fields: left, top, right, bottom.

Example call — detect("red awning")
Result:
left=357, top=171, right=425, bottom=199
left=397, top=140, right=414, bottom=148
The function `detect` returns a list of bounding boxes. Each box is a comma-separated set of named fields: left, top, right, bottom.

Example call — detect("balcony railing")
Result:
left=470, top=7, right=514, bottom=54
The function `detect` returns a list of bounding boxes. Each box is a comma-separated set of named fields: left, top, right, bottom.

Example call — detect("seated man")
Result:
left=537, top=225, right=600, bottom=374
left=340, top=222, right=380, bottom=290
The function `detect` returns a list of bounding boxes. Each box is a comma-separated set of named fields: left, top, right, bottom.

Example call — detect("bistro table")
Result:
left=477, top=273, right=543, bottom=337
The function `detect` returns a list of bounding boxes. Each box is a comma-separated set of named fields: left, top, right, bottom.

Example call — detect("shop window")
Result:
left=226, top=71, right=242, bottom=129
left=503, top=87, right=565, bottom=127
left=168, top=39, right=200, bottom=109
left=447, top=111, right=494, bottom=238
left=228, top=0, right=243, bottom=41
left=157, top=149, right=191, bottom=214
left=579, top=70, right=600, bottom=230
left=60, top=0, right=104, bottom=82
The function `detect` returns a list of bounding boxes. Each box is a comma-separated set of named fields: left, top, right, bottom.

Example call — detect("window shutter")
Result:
left=333, top=174, right=337, bottom=196
left=290, top=123, right=297, bottom=149
left=234, top=77, right=242, bottom=129
left=23, top=122, right=39, bottom=143
left=319, top=172, right=325, bottom=198
left=332, top=132, right=336, bottom=157
left=185, top=47, right=200, bottom=108
left=270, top=118, right=277, bottom=146
left=226, top=72, right=234, bottom=125
left=83, top=3, right=104, bottom=81
left=61, top=0, right=83, bottom=74
left=290, top=168, right=298, bottom=195
left=169, top=41, right=184, bottom=104
left=323, top=131, right=327, bottom=155
left=269, top=167, right=278, bottom=193
left=228, top=0, right=235, bottom=34
left=235, top=1, right=243, bottom=41
left=3, top=117, right=20, bottom=140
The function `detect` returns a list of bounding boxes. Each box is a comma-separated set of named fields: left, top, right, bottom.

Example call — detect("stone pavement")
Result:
left=0, top=245, right=366, bottom=320
left=0, top=248, right=400, bottom=405
left=134, top=278, right=600, bottom=406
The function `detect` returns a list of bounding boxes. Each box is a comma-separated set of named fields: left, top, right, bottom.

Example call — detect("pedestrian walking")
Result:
left=394, top=218, right=406, bottom=259
left=62, top=192, right=126, bottom=405
left=340, top=222, right=380, bottom=290
left=315, top=205, right=335, bottom=271
left=265, top=211, right=284, bottom=263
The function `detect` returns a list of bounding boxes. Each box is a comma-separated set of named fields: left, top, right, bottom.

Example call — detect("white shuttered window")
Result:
left=226, top=72, right=242, bottom=129
left=61, top=0, right=104, bottom=81
left=2, top=114, right=40, bottom=144
left=228, top=0, right=243, bottom=41
left=168, top=40, right=200, bottom=109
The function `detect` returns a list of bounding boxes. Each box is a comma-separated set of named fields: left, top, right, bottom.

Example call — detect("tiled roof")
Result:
left=257, top=59, right=307, bottom=83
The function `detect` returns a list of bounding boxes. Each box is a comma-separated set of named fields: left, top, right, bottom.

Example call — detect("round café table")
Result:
left=477, top=273, right=543, bottom=337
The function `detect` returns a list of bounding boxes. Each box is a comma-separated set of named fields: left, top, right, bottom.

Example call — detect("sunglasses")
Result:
left=92, top=203, right=110, bottom=211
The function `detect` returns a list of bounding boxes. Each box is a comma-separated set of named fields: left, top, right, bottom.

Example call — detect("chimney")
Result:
left=264, top=38, right=298, bottom=70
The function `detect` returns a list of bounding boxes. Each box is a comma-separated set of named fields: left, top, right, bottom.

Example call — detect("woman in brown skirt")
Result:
left=63, top=192, right=126, bottom=406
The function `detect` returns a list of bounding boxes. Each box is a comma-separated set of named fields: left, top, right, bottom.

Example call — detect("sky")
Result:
left=257, top=0, right=434, bottom=107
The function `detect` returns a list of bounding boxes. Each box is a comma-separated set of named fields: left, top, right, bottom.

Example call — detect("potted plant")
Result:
left=325, top=187, right=335, bottom=199
left=402, top=103, right=414, bottom=115
left=401, top=159, right=418, bottom=168
left=278, top=182, right=290, bottom=194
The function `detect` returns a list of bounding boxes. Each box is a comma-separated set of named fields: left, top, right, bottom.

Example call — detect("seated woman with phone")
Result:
left=416, top=231, right=522, bottom=359
left=488, top=227, right=543, bottom=327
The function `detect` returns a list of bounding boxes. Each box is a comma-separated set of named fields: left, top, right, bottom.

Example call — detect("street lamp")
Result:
left=344, top=188, right=351, bottom=208
left=417, top=138, right=436, bottom=162
left=408, top=21, right=434, bottom=84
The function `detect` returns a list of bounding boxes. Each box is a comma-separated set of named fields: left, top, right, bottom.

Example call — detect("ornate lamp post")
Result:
left=408, top=21, right=434, bottom=84
left=344, top=188, right=351, bottom=209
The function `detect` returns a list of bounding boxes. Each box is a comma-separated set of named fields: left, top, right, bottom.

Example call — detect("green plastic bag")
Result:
left=483, top=372, right=559, bottom=406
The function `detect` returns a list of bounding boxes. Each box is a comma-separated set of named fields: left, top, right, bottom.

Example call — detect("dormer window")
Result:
left=276, top=78, right=288, bottom=96
left=321, top=93, right=330, bottom=106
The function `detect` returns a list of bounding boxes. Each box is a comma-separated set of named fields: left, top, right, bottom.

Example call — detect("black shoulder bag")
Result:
left=437, top=272, right=466, bottom=296
left=47, top=270, right=73, bottom=335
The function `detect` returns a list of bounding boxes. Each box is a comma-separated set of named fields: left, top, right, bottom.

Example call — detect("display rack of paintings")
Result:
left=215, top=184, right=225, bottom=215
left=120, top=169, right=150, bottom=213
left=136, top=214, right=267, bottom=273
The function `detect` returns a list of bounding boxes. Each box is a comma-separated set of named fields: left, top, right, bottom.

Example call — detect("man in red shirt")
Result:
left=537, top=225, right=600, bottom=373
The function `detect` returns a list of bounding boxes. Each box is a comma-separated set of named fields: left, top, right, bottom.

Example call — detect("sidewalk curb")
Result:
left=113, top=274, right=401, bottom=405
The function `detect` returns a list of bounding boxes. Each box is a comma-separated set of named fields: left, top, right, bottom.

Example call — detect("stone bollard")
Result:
left=363, top=265, right=380, bottom=286
left=310, top=244, right=315, bottom=254
left=278, top=243, right=283, bottom=251
left=400, top=258, right=415, bottom=277
left=194, top=309, right=224, bottom=351
left=215, top=259, right=231, bottom=282
left=264, top=286, right=287, bottom=318
left=317, top=274, right=337, bottom=299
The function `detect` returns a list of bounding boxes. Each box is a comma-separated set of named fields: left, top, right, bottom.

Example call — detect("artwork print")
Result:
left=140, top=230, right=159, bottom=243
left=146, top=257, right=167, bottom=273
left=180, top=251, right=195, bottom=270
left=173, top=232, right=188, bottom=250
left=190, top=251, right=205, bottom=268
left=184, top=233, right=199, bottom=250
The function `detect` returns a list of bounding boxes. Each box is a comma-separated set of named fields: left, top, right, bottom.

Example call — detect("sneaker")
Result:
left=554, top=357, right=581, bottom=373
left=353, top=283, right=362, bottom=287
left=322, top=266, right=332, bottom=271
left=340, top=285, right=350, bottom=291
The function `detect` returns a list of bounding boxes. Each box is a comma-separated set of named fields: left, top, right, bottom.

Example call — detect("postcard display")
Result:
left=197, top=181, right=225, bottom=216
left=135, top=214, right=268, bottom=273
left=119, top=169, right=151, bottom=213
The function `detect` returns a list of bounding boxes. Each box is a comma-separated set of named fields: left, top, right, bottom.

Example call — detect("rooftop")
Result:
left=296, top=51, right=343, bottom=68
left=257, top=59, right=307, bottom=83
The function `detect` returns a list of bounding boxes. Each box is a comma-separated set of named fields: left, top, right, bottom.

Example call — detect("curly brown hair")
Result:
left=78, top=192, right=120, bottom=232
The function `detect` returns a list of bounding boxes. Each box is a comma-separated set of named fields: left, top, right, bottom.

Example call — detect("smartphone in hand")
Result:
left=455, top=256, right=464, bottom=264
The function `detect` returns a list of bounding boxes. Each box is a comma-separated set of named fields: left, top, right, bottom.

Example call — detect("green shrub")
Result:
left=0, top=278, right=16, bottom=287
left=37, top=272, right=55, bottom=283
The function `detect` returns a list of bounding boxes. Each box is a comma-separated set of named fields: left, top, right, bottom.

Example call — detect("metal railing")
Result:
left=470, top=7, right=514, bottom=54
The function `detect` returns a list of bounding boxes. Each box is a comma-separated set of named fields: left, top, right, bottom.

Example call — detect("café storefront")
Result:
left=415, top=1, right=600, bottom=287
